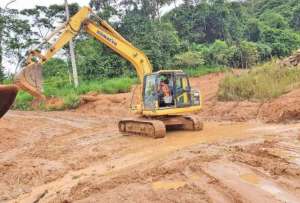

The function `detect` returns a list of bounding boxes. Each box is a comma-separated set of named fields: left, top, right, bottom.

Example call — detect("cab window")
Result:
left=144, top=75, right=157, bottom=109
left=175, top=75, right=191, bottom=107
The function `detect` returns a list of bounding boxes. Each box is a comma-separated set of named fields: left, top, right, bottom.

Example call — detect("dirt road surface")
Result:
left=1, top=73, right=300, bottom=203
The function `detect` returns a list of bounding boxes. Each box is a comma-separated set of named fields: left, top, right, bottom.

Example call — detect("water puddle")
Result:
left=260, top=182, right=299, bottom=203
left=164, top=122, right=253, bottom=149
left=152, top=181, right=186, bottom=190
left=292, top=158, right=300, bottom=166
left=240, top=173, right=299, bottom=203
left=240, top=173, right=260, bottom=185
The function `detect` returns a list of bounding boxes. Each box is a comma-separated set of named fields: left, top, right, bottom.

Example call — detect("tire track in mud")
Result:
left=2, top=109, right=300, bottom=202
left=9, top=120, right=299, bottom=202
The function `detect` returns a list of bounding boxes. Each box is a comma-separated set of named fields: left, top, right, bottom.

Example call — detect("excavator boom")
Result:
left=0, top=6, right=203, bottom=139
left=15, top=6, right=152, bottom=100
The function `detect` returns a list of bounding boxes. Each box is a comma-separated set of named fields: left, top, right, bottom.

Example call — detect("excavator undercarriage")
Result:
left=119, top=115, right=203, bottom=138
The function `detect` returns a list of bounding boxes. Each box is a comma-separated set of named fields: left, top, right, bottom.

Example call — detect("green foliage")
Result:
left=75, top=38, right=129, bottom=79
left=291, top=5, right=300, bottom=31
left=173, top=51, right=204, bottom=68
left=183, top=66, right=225, bottom=77
left=235, top=41, right=259, bottom=68
left=100, top=77, right=136, bottom=94
left=43, top=58, right=68, bottom=78
left=206, top=40, right=235, bottom=66
left=14, top=92, right=34, bottom=110
left=119, top=8, right=181, bottom=70
left=261, top=27, right=300, bottom=57
left=14, top=77, right=136, bottom=110
left=260, top=12, right=288, bottom=29
left=2, top=0, right=300, bottom=93
left=245, top=18, right=262, bottom=42
left=218, top=62, right=300, bottom=101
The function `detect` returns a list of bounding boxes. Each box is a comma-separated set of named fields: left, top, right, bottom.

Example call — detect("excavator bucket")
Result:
left=0, top=85, right=18, bottom=118
left=14, top=63, right=45, bottom=99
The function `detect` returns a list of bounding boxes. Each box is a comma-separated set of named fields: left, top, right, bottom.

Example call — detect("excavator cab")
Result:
left=143, top=70, right=201, bottom=115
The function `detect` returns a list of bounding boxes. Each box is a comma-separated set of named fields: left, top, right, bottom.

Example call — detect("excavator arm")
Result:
left=15, top=6, right=152, bottom=99
left=1, top=6, right=152, bottom=118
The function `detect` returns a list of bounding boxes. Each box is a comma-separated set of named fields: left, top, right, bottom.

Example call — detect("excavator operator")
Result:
left=159, top=76, right=173, bottom=107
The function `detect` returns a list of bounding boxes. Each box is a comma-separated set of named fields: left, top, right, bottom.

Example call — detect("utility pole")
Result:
left=64, top=0, right=79, bottom=87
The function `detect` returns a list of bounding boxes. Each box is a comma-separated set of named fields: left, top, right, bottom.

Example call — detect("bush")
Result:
left=14, top=92, right=34, bottom=110
left=261, top=27, right=300, bottom=57
left=14, top=77, right=136, bottom=110
left=206, top=40, right=235, bottom=66
left=183, top=66, right=225, bottom=77
left=218, top=61, right=300, bottom=101
left=233, top=41, right=259, bottom=68
left=260, top=12, right=288, bottom=29
left=173, top=51, right=204, bottom=68
left=100, top=77, right=136, bottom=94
left=43, top=58, right=69, bottom=78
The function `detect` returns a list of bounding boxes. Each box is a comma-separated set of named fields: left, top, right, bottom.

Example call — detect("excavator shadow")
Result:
left=0, top=85, right=18, bottom=118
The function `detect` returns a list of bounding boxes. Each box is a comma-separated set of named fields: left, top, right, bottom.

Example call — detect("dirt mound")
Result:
left=280, top=49, right=300, bottom=67
left=75, top=72, right=300, bottom=123
left=259, top=89, right=300, bottom=123
left=77, top=92, right=132, bottom=117
left=194, top=72, right=300, bottom=123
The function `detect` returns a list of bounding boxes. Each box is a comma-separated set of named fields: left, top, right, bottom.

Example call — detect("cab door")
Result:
left=143, top=74, right=158, bottom=110
left=174, top=74, right=192, bottom=107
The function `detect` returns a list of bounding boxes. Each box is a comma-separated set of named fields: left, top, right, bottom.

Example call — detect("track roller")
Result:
left=118, top=119, right=166, bottom=138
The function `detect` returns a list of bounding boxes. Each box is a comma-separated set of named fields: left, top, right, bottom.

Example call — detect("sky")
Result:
left=0, top=0, right=90, bottom=10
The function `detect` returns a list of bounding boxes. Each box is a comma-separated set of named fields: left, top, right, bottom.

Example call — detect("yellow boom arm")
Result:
left=16, top=6, right=152, bottom=98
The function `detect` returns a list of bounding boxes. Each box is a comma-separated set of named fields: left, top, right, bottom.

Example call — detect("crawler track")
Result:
left=119, top=119, right=166, bottom=138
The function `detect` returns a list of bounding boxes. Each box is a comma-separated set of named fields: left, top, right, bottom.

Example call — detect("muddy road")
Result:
left=1, top=73, right=300, bottom=202
left=1, top=110, right=300, bottom=203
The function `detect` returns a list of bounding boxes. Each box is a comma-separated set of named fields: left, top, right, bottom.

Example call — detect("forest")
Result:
left=0, top=0, right=300, bottom=109
left=0, top=0, right=299, bottom=81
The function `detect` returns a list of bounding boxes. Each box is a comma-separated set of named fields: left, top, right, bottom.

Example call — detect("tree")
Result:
left=43, top=58, right=68, bottom=78
left=2, top=9, right=36, bottom=72
left=245, top=18, right=262, bottom=42
left=291, top=6, right=300, bottom=31
left=20, top=4, right=79, bottom=40
left=119, top=7, right=181, bottom=71
left=174, top=51, right=204, bottom=68
left=261, top=27, right=300, bottom=57
left=260, top=12, right=288, bottom=29
left=235, top=41, right=258, bottom=68
left=206, top=40, right=235, bottom=66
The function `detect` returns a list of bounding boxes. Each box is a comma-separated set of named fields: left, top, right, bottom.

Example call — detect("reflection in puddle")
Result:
left=152, top=181, right=186, bottom=190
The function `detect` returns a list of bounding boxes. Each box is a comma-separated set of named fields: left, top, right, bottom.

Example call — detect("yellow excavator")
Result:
left=0, top=6, right=203, bottom=138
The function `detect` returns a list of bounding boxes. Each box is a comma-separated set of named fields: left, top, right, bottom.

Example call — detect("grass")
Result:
left=13, top=77, right=136, bottom=111
left=218, top=61, right=300, bottom=101
left=182, top=66, right=225, bottom=77
left=14, top=92, right=34, bottom=110
left=12, top=66, right=223, bottom=111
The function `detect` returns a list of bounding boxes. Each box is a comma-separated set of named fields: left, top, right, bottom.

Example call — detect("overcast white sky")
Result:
left=0, top=0, right=90, bottom=10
